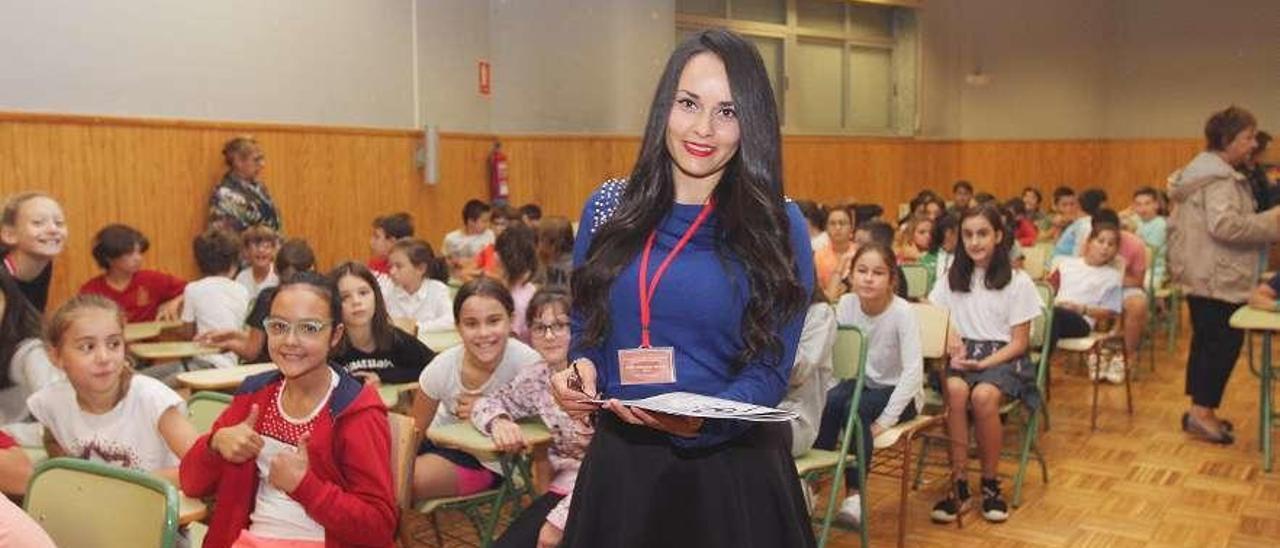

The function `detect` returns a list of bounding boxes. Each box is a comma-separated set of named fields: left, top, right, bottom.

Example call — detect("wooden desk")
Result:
left=426, top=420, right=551, bottom=462
left=130, top=342, right=220, bottom=362
left=179, top=495, right=207, bottom=525
left=176, top=363, right=414, bottom=407
left=175, top=363, right=276, bottom=391
left=423, top=420, right=552, bottom=545
left=124, top=321, right=184, bottom=343
left=1229, top=306, right=1280, bottom=472
left=419, top=330, right=462, bottom=353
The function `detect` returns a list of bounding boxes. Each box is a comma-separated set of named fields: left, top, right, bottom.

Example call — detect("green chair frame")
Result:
left=796, top=325, right=869, bottom=548
left=25, top=457, right=180, bottom=548
left=416, top=423, right=543, bottom=548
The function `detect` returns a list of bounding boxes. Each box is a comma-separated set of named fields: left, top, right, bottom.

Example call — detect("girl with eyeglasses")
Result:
left=328, top=262, right=435, bottom=389
left=180, top=272, right=397, bottom=548
left=410, top=277, right=541, bottom=503
left=470, top=289, right=591, bottom=548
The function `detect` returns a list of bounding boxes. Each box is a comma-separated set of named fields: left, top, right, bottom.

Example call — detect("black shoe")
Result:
left=980, top=478, right=1009, bottom=523
left=1182, top=412, right=1234, bottom=445
left=930, top=478, right=971, bottom=523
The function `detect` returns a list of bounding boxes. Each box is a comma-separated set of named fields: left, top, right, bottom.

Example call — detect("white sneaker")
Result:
left=836, top=494, right=863, bottom=528
left=1086, top=352, right=1100, bottom=381
left=1104, top=354, right=1126, bottom=384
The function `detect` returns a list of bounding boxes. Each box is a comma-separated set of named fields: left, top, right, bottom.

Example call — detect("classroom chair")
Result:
left=912, top=301, right=1051, bottom=512
left=187, top=391, right=233, bottom=433
left=900, top=263, right=930, bottom=300
left=795, top=325, right=869, bottom=548
left=25, top=457, right=181, bottom=548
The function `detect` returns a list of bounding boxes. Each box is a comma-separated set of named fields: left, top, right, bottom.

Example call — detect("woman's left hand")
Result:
left=536, top=522, right=563, bottom=548
left=603, top=399, right=703, bottom=438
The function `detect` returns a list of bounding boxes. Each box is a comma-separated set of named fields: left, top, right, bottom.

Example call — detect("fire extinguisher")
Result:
left=488, top=141, right=509, bottom=206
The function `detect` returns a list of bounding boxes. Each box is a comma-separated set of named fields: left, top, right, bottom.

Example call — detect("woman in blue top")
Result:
left=550, top=29, right=815, bottom=547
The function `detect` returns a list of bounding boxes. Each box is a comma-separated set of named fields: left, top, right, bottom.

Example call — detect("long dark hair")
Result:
left=572, top=29, right=806, bottom=371
left=495, top=223, right=538, bottom=287
left=947, top=204, right=1013, bottom=293
left=328, top=262, right=395, bottom=354
left=0, top=270, right=42, bottom=389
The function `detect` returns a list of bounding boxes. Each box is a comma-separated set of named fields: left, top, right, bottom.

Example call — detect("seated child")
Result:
left=180, top=272, right=396, bottom=548
left=79, top=224, right=185, bottom=322
left=236, top=225, right=281, bottom=299
left=367, top=212, right=413, bottom=276
left=28, top=295, right=197, bottom=484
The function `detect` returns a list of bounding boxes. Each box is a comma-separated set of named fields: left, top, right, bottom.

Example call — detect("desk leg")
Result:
left=1264, top=334, right=1274, bottom=473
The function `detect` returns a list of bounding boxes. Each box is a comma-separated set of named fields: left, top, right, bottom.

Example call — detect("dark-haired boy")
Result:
left=78, top=224, right=185, bottom=322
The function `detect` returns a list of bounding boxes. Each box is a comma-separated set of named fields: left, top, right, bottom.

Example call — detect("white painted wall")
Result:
left=919, top=0, right=1280, bottom=139
left=0, top=0, right=1272, bottom=138
left=488, top=0, right=673, bottom=134
left=0, top=0, right=415, bottom=127
left=416, top=0, right=490, bottom=132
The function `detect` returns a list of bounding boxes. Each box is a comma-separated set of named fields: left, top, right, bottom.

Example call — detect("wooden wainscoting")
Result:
left=0, top=110, right=1201, bottom=308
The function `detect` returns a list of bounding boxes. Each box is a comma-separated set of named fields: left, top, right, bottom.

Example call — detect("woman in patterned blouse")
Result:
left=470, top=289, right=591, bottom=548
left=207, top=136, right=282, bottom=234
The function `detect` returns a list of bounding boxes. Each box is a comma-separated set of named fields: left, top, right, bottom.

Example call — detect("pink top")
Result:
left=1117, top=231, right=1147, bottom=287
left=510, top=282, right=538, bottom=343
left=0, top=495, right=55, bottom=548
left=471, top=360, right=593, bottom=530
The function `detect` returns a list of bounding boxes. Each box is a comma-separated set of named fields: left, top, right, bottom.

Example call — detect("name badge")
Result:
left=618, top=347, right=676, bottom=385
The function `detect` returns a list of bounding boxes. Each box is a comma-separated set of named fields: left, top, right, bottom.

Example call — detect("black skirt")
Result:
left=560, top=413, right=816, bottom=548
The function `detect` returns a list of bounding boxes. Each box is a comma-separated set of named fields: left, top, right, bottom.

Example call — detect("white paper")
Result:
left=591, top=391, right=797, bottom=422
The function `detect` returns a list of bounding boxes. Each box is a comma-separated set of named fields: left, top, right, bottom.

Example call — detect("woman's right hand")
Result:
left=212, top=404, right=264, bottom=464
left=551, top=359, right=601, bottom=421
left=489, top=417, right=527, bottom=452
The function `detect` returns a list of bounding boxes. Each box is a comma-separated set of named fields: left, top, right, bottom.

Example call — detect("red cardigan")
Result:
left=180, top=368, right=397, bottom=548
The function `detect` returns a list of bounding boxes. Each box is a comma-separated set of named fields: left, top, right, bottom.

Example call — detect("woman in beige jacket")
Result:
left=1167, top=106, right=1278, bottom=444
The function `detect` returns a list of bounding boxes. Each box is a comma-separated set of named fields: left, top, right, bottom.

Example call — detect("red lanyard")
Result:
left=638, top=201, right=715, bottom=347
left=2, top=255, right=14, bottom=276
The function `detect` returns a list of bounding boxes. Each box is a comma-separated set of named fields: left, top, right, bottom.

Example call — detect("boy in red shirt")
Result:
left=79, top=224, right=185, bottom=322
left=367, top=212, right=414, bottom=275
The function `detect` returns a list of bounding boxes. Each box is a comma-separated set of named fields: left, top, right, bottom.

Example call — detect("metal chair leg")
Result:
left=1090, top=349, right=1101, bottom=431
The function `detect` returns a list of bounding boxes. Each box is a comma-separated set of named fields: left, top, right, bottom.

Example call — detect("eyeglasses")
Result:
left=530, top=321, right=570, bottom=338
left=262, top=317, right=333, bottom=339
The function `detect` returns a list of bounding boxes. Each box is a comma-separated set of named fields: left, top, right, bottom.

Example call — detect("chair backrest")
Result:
left=912, top=302, right=950, bottom=360
left=831, top=326, right=867, bottom=381
left=187, top=391, right=233, bottom=434
left=1022, top=244, right=1049, bottom=280
left=25, top=458, right=179, bottom=548
left=387, top=413, right=416, bottom=508
left=900, top=263, right=930, bottom=300
left=1034, top=281, right=1054, bottom=308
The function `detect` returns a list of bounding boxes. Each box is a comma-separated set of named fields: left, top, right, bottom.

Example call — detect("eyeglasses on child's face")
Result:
left=262, top=317, right=333, bottom=339
left=530, top=321, right=570, bottom=338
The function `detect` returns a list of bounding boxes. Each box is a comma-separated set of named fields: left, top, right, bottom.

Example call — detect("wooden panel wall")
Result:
left=0, top=111, right=1201, bottom=309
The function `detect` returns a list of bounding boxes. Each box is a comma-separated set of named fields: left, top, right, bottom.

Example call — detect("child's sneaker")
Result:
left=1104, top=353, right=1126, bottom=384
left=930, top=478, right=971, bottom=523
left=836, top=494, right=862, bottom=528
left=980, top=478, right=1009, bottom=522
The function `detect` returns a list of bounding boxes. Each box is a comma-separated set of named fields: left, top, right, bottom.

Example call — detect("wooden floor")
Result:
left=406, top=315, right=1280, bottom=547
